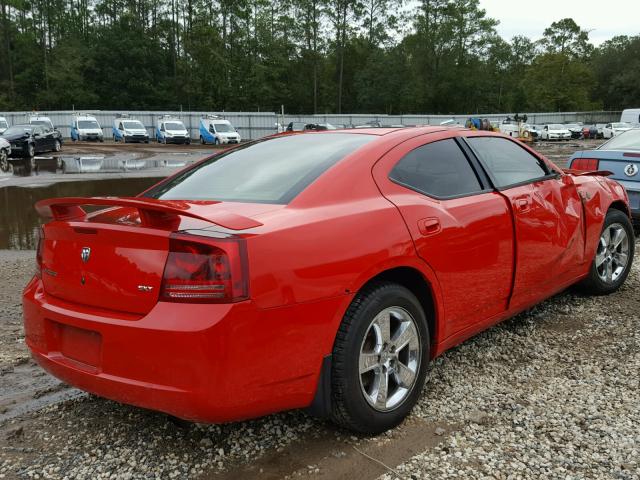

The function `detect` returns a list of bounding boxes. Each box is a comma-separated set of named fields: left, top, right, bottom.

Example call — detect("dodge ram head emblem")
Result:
left=624, top=164, right=638, bottom=177
left=81, top=247, right=91, bottom=263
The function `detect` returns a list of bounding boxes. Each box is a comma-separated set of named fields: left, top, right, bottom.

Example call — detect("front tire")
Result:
left=330, top=282, right=429, bottom=434
left=0, top=149, right=9, bottom=172
left=53, top=139, right=61, bottom=152
left=580, top=209, right=634, bottom=295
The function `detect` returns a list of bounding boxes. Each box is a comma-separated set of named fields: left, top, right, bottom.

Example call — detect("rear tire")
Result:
left=330, top=281, right=429, bottom=434
left=579, top=209, right=635, bottom=295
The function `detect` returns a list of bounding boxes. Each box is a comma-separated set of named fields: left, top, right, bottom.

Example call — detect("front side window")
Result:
left=145, top=133, right=375, bottom=204
left=389, top=139, right=482, bottom=198
left=467, top=137, right=548, bottom=188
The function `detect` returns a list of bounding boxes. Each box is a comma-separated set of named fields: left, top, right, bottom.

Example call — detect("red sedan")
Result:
left=23, top=127, right=634, bottom=434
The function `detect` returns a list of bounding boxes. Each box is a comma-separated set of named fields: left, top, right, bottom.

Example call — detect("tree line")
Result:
left=0, top=0, right=638, bottom=115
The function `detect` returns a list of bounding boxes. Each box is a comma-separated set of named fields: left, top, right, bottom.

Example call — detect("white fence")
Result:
left=0, top=110, right=622, bottom=140
left=0, top=111, right=278, bottom=141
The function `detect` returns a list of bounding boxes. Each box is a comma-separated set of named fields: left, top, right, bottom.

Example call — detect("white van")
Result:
left=29, top=114, right=55, bottom=131
left=620, top=109, right=640, bottom=126
left=70, top=113, right=104, bottom=142
left=0, top=116, right=8, bottom=134
left=112, top=114, right=149, bottom=143
left=199, top=116, right=241, bottom=145
left=156, top=116, right=190, bottom=144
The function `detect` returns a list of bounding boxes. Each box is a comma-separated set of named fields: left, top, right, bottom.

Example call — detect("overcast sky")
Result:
left=479, top=0, right=640, bottom=45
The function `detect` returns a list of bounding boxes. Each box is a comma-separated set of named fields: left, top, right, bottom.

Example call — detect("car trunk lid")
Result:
left=36, top=197, right=266, bottom=315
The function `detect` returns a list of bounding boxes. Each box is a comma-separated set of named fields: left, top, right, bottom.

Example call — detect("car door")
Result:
left=372, top=132, right=515, bottom=339
left=32, top=127, right=46, bottom=152
left=43, top=127, right=56, bottom=150
left=465, top=135, right=585, bottom=310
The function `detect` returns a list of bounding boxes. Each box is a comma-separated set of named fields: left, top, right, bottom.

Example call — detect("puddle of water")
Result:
left=0, top=177, right=162, bottom=250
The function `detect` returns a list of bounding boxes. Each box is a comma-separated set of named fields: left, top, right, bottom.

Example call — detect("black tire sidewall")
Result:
left=333, top=283, right=430, bottom=433
left=588, top=210, right=635, bottom=293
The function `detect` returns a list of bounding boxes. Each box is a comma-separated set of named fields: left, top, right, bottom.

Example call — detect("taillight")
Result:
left=160, top=232, right=248, bottom=303
left=35, top=226, right=44, bottom=278
left=571, top=158, right=599, bottom=171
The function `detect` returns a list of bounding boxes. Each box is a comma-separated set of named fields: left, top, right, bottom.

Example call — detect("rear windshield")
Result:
left=598, top=129, right=640, bottom=151
left=145, top=133, right=375, bottom=204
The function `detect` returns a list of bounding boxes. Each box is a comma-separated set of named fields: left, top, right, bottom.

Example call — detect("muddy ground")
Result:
left=2, top=138, right=638, bottom=480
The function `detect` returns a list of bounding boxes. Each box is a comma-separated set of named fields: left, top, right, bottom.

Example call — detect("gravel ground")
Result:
left=1, top=241, right=638, bottom=479
left=381, top=247, right=640, bottom=480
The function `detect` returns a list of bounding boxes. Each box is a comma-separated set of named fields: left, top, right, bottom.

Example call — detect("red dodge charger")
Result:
left=23, top=127, right=634, bottom=433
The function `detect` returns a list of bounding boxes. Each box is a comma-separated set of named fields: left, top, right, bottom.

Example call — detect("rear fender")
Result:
left=347, top=255, right=445, bottom=348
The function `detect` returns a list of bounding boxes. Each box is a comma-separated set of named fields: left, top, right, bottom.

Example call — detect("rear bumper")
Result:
left=23, top=277, right=346, bottom=422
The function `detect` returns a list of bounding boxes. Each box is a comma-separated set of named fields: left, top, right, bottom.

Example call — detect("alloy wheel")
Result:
left=359, top=306, right=421, bottom=412
left=595, top=223, right=630, bottom=284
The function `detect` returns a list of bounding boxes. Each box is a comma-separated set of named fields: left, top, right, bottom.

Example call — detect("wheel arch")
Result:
left=608, top=199, right=631, bottom=218
left=355, top=266, right=438, bottom=351
left=307, top=264, right=442, bottom=419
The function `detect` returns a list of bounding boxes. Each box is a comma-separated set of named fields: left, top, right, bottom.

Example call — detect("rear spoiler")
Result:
left=34, top=197, right=263, bottom=230
left=563, top=169, right=614, bottom=177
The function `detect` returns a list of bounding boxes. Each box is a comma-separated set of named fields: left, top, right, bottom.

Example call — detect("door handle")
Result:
left=516, top=198, right=530, bottom=213
left=418, top=217, right=441, bottom=236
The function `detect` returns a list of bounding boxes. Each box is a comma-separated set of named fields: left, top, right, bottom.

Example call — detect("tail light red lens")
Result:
left=571, top=158, right=599, bottom=171
left=160, top=232, right=248, bottom=303
left=35, top=226, right=44, bottom=278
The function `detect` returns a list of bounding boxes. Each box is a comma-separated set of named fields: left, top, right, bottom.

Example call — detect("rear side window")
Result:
left=145, top=133, right=375, bottom=204
left=467, top=137, right=548, bottom=188
left=389, top=139, right=483, bottom=198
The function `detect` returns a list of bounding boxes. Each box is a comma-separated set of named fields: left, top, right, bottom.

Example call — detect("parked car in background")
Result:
left=28, top=114, right=55, bottom=131
left=565, top=123, right=583, bottom=139
left=0, top=116, right=8, bottom=134
left=603, top=122, right=633, bottom=139
left=156, top=116, right=191, bottom=144
left=526, top=124, right=541, bottom=139
left=620, top=108, right=640, bottom=126
left=568, top=128, right=640, bottom=227
left=199, top=116, right=241, bottom=144
left=25, top=128, right=633, bottom=435
left=582, top=125, right=599, bottom=139
left=541, top=124, right=571, bottom=141
left=1, top=124, right=63, bottom=158
left=286, top=121, right=307, bottom=132
left=70, top=113, right=104, bottom=142
left=112, top=115, right=149, bottom=143
left=304, top=123, right=337, bottom=131
left=0, top=137, right=10, bottom=172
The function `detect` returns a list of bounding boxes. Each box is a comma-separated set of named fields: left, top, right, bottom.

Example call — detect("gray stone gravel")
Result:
left=381, top=240, right=640, bottom=480
left=1, top=241, right=639, bottom=479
